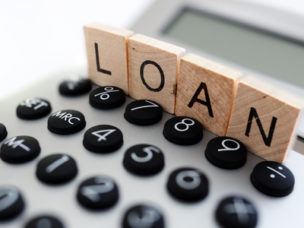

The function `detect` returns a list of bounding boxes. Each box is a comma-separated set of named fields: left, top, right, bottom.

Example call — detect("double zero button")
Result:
left=123, top=144, right=165, bottom=176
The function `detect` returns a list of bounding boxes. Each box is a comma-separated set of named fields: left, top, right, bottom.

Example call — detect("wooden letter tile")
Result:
left=175, top=53, right=241, bottom=136
left=226, top=76, right=302, bottom=162
left=84, top=23, right=134, bottom=94
left=128, top=34, right=185, bottom=113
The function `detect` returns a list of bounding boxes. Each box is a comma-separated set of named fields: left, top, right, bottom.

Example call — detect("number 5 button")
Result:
left=83, top=125, right=123, bottom=153
left=163, top=116, right=203, bottom=145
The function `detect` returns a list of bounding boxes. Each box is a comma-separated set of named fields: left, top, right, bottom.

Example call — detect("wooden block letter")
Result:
left=226, top=77, right=302, bottom=162
left=84, top=23, right=134, bottom=93
left=175, top=53, right=241, bottom=136
left=128, top=34, right=185, bottom=113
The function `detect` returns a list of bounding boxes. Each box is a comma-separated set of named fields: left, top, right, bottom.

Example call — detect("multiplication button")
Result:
left=0, top=136, right=40, bottom=164
left=25, top=215, right=64, bottom=228
left=89, top=86, right=125, bottom=109
left=77, top=176, right=119, bottom=210
left=83, top=125, right=123, bottom=153
left=0, top=187, right=25, bottom=220
left=59, top=78, right=92, bottom=96
left=48, top=110, right=86, bottom=135
left=215, top=196, right=258, bottom=228
left=167, top=167, right=209, bottom=202
left=123, top=144, right=165, bottom=176
left=124, top=100, right=162, bottom=125
left=17, top=98, right=51, bottom=120
left=163, top=116, right=203, bottom=145
left=250, top=161, right=295, bottom=197
left=122, top=204, right=165, bottom=228
left=205, top=137, right=247, bottom=169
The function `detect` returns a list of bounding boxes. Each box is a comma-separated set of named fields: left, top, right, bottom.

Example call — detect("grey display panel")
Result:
left=163, top=7, right=304, bottom=87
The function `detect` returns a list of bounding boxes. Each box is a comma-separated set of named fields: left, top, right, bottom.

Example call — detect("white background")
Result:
left=0, top=0, right=303, bottom=99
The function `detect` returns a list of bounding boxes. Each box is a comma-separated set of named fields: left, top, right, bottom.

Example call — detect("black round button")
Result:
left=205, top=137, right=247, bottom=169
left=215, top=196, right=258, bottom=228
left=163, top=116, right=203, bottom=145
left=36, top=154, right=78, bottom=185
left=124, top=100, right=162, bottom=125
left=0, top=123, right=7, bottom=142
left=77, top=176, right=119, bottom=210
left=122, top=204, right=165, bottom=228
left=16, top=98, right=51, bottom=120
left=89, top=86, right=125, bottom=109
left=83, top=125, right=123, bottom=153
left=0, top=187, right=25, bottom=221
left=0, top=136, right=40, bottom=164
left=25, top=215, right=64, bottom=228
left=167, top=167, right=209, bottom=202
left=123, top=144, right=165, bottom=176
left=250, top=161, right=295, bottom=197
left=48, top=110, right=86, bottom=135
left=59, top=78, right=92, bottom=96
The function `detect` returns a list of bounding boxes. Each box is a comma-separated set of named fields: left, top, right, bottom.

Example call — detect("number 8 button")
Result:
left=163, top=116, right=203, bottom=145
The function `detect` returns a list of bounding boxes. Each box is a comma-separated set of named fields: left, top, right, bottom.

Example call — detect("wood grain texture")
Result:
left=175, top=53, right=242, bottom=136
left=84, top=23, right=133, bottom=94
left=226, top=76, right=302, bottom=162
left=128, top=34, right=185, bottom=113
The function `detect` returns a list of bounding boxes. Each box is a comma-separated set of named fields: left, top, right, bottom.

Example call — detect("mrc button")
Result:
left=16, top=98, right=51, bottom=120
left=48, top=110, right=86, bottom=135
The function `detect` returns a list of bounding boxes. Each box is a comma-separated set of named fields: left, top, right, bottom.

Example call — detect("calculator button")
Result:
left=59, top=78, right=92, bottom=96
left=250, top=161, right=295, bottom=197
left=36, top=154, right=78, bottom=185
left=16, top=98, right=51, bottom=120
left=77, top=176, right=119, bottom=210
left=0, top=123, right=7, bottom=142
left=124, top=100, right=162, bottom=125
left=205, top=137, right=247, bottom=169
left=25, top=215, right=64, bottom=228
left=123, top=144, right=165, bottom=176
left=0, top=187, right=25, bottom=220
left=89, top=86, right=125, bottom=109
left=215, top=196, right=258, bottom=228
left=83, top=125, right=123, bottom=153
left=163, top=116, right=203, bottom=145
left=122, top=204, right=165, bottom=228
left=0, top=136, right=40, bottom=164
left=48, top=110, right=86, bottom=135
left=167, top=167, right=209, bottom=202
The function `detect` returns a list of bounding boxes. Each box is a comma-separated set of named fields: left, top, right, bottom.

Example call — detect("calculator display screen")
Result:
left=163, top=7, right=304, bottom=87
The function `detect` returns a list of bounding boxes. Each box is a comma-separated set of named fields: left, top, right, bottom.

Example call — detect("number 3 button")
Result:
left=163, top=116, right=203, bottom=145
left=123, top=144, right=165, bottom=176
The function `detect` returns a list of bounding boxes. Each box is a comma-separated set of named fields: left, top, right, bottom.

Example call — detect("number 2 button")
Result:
left=163, top=116, right=203, bottom=145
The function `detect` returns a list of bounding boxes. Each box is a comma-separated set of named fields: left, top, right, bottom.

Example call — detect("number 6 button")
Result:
left=163, top=116, right=203, bottom=145
left=83, top=125, right=123, bottom=153
left=123, top=144, right=165, bottom=176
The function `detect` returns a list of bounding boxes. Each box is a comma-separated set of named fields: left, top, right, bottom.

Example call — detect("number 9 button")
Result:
left=163, top=116, right=203, bottom=145
left=123, top=144, right=165, bottom=176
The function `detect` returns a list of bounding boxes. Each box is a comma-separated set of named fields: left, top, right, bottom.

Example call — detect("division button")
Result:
left=89, top=86, right=125, bottom=109
left=250, top=161, right=295, bottom=197
left=0, top=136, right=40, bottom=164
left=16, top=98, right=51, bottom=120
left=0, top=187, right=25, bottom=221
left=48, top=110, right=86, bottom=135
left=59, top=78, right=92, bottom=96
left=25, top=215, right=64, bottom=228
left=167, top=167, right=209, bottom=202
left=215, top=196, right=258, bottom=228
left=36, top=154, right=78, bottom=185
left=0, top=123, right=7, bottom=142
left=163, top=116, right=203, bottom=145
left=124, top=100, right=162, bottom=125
left=77, top=176, right=119, bottom=210
left=83, top=125, right=123, bottom=153
left=122, top=204, right=165, bottom=228
left=205, top=137, right=247, bottom=169
left=123, top=144, right=165, bottom=176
